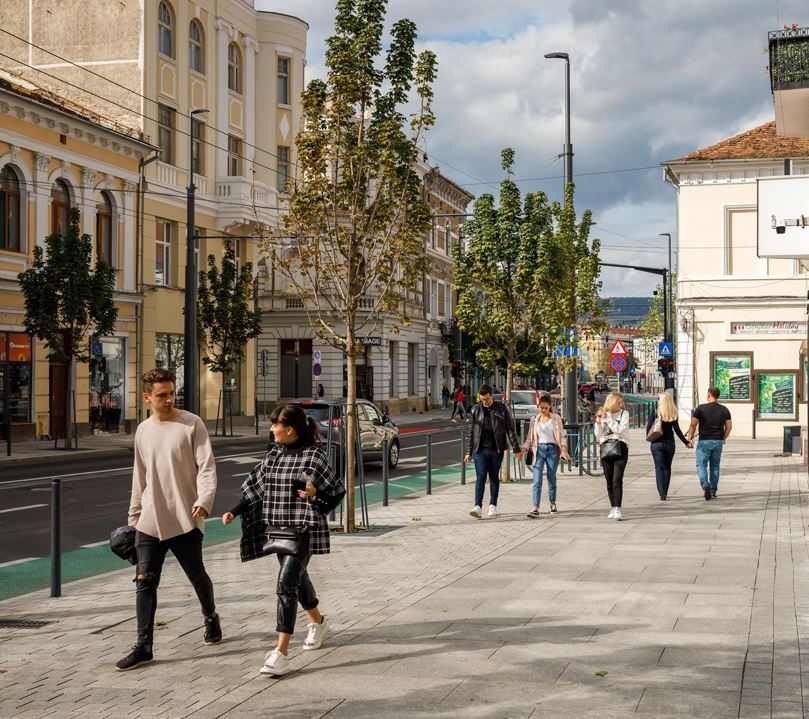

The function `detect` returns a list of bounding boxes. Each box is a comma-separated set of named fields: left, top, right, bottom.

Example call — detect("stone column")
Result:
left=122, top=179, right=137, bottom=290
left=214, top=17, right=233, bottom=180
left=33, top=153, right=51, bottom=248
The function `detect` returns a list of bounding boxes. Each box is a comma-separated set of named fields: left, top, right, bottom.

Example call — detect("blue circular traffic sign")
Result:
left=610, top=355, right=627, bottom=373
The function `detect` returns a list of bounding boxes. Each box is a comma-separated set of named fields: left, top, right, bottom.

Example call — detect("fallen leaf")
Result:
left=411, top=517, right=422, bottom=521
left=594, top=670, right=608, bottom=677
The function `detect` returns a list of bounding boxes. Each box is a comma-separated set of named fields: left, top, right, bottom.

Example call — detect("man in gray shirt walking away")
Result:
left=116, top=368, right=221, bottom=671
left=686, top=387, right=732, bottom=501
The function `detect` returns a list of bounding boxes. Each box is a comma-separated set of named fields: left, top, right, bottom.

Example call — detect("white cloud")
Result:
left=256, top=0, right=809, bottom=297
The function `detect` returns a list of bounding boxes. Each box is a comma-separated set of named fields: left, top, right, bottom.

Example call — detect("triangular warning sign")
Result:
left=610, top=339, right=627, bottom=355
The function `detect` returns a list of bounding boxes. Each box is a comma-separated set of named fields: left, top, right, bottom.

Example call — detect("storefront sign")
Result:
left=8, top=334, right=31, bottom=362
left=712, top=354, right=752, bottom=401
left=730, top=321, right=807, bottom=335
left=757, top=372, right=797, bottom=420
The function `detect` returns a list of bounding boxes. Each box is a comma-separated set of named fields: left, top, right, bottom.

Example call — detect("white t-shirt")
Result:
left=535, top=417, right=557, bottom=444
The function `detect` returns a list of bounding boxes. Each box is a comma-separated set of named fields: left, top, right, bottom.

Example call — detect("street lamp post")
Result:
left=184, top=108, right=208, bottom=416
left=659, top=232, right=674, bottom=392
left=545, top=51, right=577, bottom=423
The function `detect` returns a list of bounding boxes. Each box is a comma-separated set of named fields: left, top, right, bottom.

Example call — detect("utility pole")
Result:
left=183, top=108, right=208, bottom=415
left=659, top=232, right=674, bottom=392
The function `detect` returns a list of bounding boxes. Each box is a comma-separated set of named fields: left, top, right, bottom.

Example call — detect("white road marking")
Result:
left=219, top=456, right=264, bottom=464
left=81, top=540, right=108, bottom=548
left=400, top=438, right=460, bottom=452
left=0, top=504, right=47, bottom=514
left=0, top=557, right=39, bottom=568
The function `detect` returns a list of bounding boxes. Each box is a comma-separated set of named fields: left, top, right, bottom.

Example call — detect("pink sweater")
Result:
left=128, top=411, right=217, bottom=541
left=521, top=412, right=566, bottom=454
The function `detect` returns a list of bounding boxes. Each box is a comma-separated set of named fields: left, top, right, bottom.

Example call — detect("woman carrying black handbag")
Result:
left=646, top=392, right=692, bottom=501
left=594, top=392, right=630, bottom=521
left=222, top=404, right=345, bottom=677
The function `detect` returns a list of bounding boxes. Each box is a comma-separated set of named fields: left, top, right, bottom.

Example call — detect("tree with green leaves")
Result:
left=18, top=208, right=117, bottom=448
left=637, top=273, right=677, bottom=373
left=261, top=0, right=437, bottom=531
left=197, top=242, right=261, bottom=435
left=534, top=184, right=605, bottom=409
left=453, top=148, right=551, bottom=397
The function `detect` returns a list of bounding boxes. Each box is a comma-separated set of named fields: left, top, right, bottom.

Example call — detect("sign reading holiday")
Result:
left=610, top=355, right=627, bottom=373
left=609, top=339, right=627, bottom=356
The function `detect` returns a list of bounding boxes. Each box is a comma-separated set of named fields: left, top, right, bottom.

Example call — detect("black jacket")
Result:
left=464, top=400, right=520, bottom=454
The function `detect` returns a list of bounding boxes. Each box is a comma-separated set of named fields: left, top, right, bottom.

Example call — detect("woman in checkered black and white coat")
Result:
left=222, top=404, right=344, bottom=677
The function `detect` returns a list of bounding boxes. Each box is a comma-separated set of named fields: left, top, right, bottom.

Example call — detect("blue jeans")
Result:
left=696, top=439, right=724, bottom=492
left=473, top=448, right=504, bottom=507
left=532, top=444, right=559, bottom=508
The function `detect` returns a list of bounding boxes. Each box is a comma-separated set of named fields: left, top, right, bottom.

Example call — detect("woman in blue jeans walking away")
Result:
left=522, top=395, right=570, bottom=517
left=646, top=392, right=691, bottom=501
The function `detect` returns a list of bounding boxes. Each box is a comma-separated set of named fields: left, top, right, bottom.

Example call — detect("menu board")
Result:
left=757, top=372, right=797, bottom=420
left=713, top=355, right=751, bottom=401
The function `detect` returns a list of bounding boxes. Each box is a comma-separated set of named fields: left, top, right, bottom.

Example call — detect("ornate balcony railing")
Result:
left=769, top=27, right=809, bottom=91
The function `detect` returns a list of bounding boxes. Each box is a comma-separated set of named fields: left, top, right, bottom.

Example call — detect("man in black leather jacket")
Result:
left=463, top=385, right=522, bottom=519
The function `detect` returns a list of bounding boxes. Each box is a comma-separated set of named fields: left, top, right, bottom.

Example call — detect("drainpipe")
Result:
left=135, top=150, right=160, bottom=425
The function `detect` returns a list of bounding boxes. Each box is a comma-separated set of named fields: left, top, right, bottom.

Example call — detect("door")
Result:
left=49, top=359, right=67, bottom=439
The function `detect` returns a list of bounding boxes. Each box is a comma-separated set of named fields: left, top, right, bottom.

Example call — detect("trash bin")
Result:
left=783, top=425, right=802, bottom=454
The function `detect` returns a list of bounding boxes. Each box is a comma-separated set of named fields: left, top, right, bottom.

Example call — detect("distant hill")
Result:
left=602, top=296, right=652, bottom=327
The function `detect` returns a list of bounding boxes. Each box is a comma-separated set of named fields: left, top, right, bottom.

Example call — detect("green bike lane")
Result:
left=0, top=463, right=465, bottom=601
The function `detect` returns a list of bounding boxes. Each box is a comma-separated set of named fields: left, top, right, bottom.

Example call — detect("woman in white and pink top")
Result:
left=522, top=394, right=570, bottom=517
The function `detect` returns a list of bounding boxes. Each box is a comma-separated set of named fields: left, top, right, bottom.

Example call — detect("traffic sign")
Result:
left=658, top=342, right=673, bottom=357
left=556, top=344, right=579, bottom=358
left=610, top=355, right=627, bottom=373
left=610, top=339, right=627, bottom=355
left=313, top=350, right=322, bottom=362
left=313, top=363, right=322, bottom=376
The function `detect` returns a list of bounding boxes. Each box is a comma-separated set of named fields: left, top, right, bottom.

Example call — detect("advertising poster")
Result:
left=757, top=373, right=796, bottom=420
left=713, top=355, right=751, bottom=401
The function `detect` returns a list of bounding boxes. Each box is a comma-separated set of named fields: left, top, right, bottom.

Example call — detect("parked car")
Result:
left=508, top=390, right=541, bottom=423
left=270, top=399, right=401, bottom=468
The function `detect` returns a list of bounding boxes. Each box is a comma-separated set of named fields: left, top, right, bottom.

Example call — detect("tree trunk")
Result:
left=222, top=374, right=228, bottom=436
left=500, top=363, right=514, bottom=482
left=343, top=333, right=357, bottom=532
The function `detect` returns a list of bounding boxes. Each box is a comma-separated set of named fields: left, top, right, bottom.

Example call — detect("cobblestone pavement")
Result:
left=1, top=428, right=807, bottom=718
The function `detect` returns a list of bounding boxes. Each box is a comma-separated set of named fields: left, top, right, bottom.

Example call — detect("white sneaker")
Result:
left=488, top=505, right=497, bottom=518
left=259, top=649, right=290, bottom=676
left=303, top=616, right=329, bottom=651
left=469, top=506, right=482, bottom=519
left=608, top=508, right=617, bottom=519
left=614, top=508, right=623, bottom=521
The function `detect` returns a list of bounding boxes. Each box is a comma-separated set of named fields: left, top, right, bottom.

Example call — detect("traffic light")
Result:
left=657, top=358, right=673, bottom=375
left=657, top=359, right=665, bottom=375
left=451, top=360, right=459, bottom=379
left=97, top=357, right=106, bottom=372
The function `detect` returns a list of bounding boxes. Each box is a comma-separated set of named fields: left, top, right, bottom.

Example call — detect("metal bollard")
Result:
left=579, top=425, right=584, bottom=476
left=382, top=438, right=389, bottom=506
left=460, top=431, right=466, bottom=485
left=51, top=479, right=62, bottom=598
left=426, top=434, right=432, bottom=495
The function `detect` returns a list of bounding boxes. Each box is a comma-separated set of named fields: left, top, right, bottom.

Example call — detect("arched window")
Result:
left=0, top=165, right=21, bottom=252
left=189, top=19, right=204, bottom=73
left=228, top=42, right=241, bottom=93
left=158, top=1, right=174, bottom=58
left=96, top=192, right=113, bottom=266
left=51, top=179, right=70, bottom=236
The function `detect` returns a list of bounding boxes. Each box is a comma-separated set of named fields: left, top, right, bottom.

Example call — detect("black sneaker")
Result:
left=115, top=644, right=153, bottom=671
left=204, top=613, right=222, bottom=645
left=703, top=484, right=712, bottom=500
left=711, top=491, right=717, bottom=499
left=659, top=494, right=667, bottom=501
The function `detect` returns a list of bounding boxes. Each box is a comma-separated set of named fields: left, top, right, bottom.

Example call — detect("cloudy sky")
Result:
left=258, top=0, right=804, bottom=296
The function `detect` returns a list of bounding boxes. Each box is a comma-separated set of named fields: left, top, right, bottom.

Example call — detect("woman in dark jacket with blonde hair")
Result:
left=223, top=404, right=344, bottom=677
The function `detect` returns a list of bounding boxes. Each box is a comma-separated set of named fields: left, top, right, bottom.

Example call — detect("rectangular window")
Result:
left=445, top=285, right=452, bottom=317
left=227, top=135, right=241, bottom=177
left=277, top=57, right=290, bottom=105
left=726, top=208, right=759, bottom=276
left=438, top=283, right=446, bottom=317
left=407, top=343, right=417, bottom=396
left=430, top=279, right=438, bottom=317
left=191, top=118, right=204, bottom=175
left=389, top=340, right=398, bottom=397
left=194, top=227, right=203, bottom=272
left=277, top=146, right=290, bottom=191
left=157, top=104, right=175, bottom=165
left=155, top=219, right=172, bottom=286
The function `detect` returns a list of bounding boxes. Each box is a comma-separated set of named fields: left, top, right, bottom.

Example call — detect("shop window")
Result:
left=228, top=42, right=242, bottom=93
left=51, top=179, right=71, bottom=236
left=95, top=192, right=113, bottom=266
left=189, top=19, right=204, bottom=73
left=0, top=166, right=21, bottom=252
left=0, top=333, right=33, bottom=440
left=158, top=1, right=174, bottom=58
left=89, top=336, right=125, bottom=433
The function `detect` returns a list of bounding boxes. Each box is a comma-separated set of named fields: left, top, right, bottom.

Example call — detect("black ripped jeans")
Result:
left=134, top=529, right=216, bottom=649
left=275, top=532, right=318, bottom=634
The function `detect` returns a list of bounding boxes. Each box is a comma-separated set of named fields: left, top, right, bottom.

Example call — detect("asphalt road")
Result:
left=0, top=426, right=465, bottom=565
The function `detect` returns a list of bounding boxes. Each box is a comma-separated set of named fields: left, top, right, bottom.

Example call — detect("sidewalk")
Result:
left=0, top=408, right=455, bottom=465
left=1, top=429, right=807, bottom=718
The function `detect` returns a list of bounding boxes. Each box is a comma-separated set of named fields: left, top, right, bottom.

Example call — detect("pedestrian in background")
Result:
left=223, top=404, right=345, bottom=677
left=464, top=384, right=522, bottom=519
left=441, top=384, right=450, bottom=410
left=116, top=368, right=220, bottom=672
left=647, top=392, right=691, bottom=501
left=522, top=394, right=570, bottom=518
left=594, top=392, right=630, bottom=521
left=451, top=387, right=467, bottom=421
left=686, top=387, right=732, bottom=500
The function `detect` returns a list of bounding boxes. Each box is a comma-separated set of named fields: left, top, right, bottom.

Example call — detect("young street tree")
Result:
left=18, top=208, right=117, bottom=448
left=197, top=242, right=261, bottom=435
left=261, top=0, right=437, bottom=531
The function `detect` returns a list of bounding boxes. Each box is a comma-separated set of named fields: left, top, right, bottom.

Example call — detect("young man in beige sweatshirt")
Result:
left=116, top=368, right=221, bottom=671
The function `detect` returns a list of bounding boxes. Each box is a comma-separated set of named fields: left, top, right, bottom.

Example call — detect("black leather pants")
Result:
left=275, top=537, right=318, bottom=634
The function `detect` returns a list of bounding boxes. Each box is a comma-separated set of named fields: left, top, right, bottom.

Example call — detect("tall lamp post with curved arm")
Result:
left=545, top=51, right=577, bottom=423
